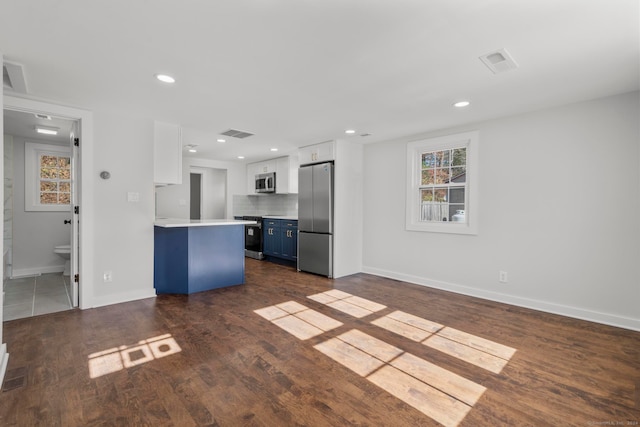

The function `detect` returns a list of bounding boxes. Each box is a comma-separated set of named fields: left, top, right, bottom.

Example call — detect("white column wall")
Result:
left=91, top=110, right=155, bottom=305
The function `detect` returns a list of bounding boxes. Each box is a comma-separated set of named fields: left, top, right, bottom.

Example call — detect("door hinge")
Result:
left=74, top=274, right=79, bottom=283
left=74, top=206, right=79, bottom=215
left=74, top=137, right=79, bottom=147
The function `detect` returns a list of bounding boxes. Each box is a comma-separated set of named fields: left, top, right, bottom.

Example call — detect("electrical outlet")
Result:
left=103, top=271, right=113, bottom=283
left=499, top=271, right=508, bottom=283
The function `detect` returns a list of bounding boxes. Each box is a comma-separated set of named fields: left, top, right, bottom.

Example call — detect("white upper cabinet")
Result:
left=299, top=140, right=335, bottom=165
left=276, top=155, right=299, bottom=194
left=254, top=160, right=277, bottom=174
left=246, top=155, right=299, bottom=194
left=153, top=121, right=182, bottom=185
left=246, top=162, right=259, bottom=194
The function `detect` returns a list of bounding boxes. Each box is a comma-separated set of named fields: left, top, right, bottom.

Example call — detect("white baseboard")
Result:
left=88, top=289, right=157, bottom=309
left=0, top=344, right=8, bottom=387
left=11, top=265, right=64, bottom=279
left=362, top=266, right=640, bottom=332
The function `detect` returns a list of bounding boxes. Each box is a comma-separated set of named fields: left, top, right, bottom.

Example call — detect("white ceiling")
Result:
left=3, top=109, right=74, bottom=144
left=1, top=0, right=638, bottom=162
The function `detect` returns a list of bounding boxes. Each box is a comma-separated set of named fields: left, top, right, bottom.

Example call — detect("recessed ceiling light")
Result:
left=453, top=101, right=470, bottom=108
left=237, top=156, right=245, bottom=159
left=188, top=149, right=197, bottom=153
left=35, top=125, right=59, bottom=135
left=217, top=139, right=226, bottom=143
left=270, top=148, right=278, bottom=152
left=155, top=74, right=176, bottom=83
left=345, top=129, right=356, bottom=134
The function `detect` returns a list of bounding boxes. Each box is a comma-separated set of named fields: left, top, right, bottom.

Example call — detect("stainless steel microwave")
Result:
left=255, top=172, right=275, bottom=193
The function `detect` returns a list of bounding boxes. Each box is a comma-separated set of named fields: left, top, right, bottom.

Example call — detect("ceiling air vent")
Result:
left=220, top=129, right=254, bottom=139
left=479, top=48, right=518, bottom=74
left=3, top=61, right=28, bottom=93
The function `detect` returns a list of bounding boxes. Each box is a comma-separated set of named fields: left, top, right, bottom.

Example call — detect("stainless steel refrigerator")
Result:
left=298, top=162, right=333, bottom=277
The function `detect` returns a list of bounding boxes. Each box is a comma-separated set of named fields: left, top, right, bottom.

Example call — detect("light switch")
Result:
left=127, top=192, right=140, bottom=202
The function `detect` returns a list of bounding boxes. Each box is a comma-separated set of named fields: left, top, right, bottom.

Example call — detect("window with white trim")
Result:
left=25, top=142, right=71, bottom=212
left=406, top=131, right=478, bottom=234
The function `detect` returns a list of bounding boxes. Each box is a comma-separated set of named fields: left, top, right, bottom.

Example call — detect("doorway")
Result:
left=190, top=166, right=227, bottom=219
left=2, top=108, right=80, bottom=320
left=190, top=172, right=202, bottom=220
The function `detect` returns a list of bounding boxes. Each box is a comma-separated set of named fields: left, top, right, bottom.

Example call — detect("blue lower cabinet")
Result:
left=263, top=219, right=298, bottom=261
left=282, top=221, right=298, bottom=261
left=263, top=220, right=281, bottom=257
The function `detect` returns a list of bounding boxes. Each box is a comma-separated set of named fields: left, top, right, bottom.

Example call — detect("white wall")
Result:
left=91, top=110, right=155, bottom=305
left=202, top=167, right=226, bottom=219
left=362, top=91, right=640, bottom=331
left=334, top=139, right=364, bottom=278
left=156, top=157, right=245, bottom=219
left=10, top=136, right=71, bottom=276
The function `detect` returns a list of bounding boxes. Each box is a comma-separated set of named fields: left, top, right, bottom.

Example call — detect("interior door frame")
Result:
left=4, top=94, right=95, bottom=309
left=69, top=121, right=80, bottom=306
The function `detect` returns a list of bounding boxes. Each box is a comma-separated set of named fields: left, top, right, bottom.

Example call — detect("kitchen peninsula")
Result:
left=154, top=218, right=256, bottom=294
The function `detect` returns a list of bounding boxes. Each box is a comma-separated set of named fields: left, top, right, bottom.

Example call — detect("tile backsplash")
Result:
left=233, top=194, right=298, bottom=217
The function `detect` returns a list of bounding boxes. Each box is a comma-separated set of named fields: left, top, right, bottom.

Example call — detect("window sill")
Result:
left=405, top=221, right=478, bottom=235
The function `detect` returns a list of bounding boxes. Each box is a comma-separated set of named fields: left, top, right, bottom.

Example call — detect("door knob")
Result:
left=64, top=219, right=72, bottom=224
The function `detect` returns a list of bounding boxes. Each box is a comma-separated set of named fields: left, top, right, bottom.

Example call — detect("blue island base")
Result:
left=154, top=224, right=245, bottom=294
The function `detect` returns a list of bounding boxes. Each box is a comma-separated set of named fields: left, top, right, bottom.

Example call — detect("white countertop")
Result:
left=154, top=218, right=257, bottom=228
left=262, top=215, right=298, bottom=220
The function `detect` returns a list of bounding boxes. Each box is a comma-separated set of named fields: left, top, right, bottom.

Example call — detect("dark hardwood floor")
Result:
left=1, top=258, right=638, bottom=426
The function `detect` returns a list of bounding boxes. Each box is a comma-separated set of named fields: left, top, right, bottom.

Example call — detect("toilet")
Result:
left=54, top=244, right=71, bottom=276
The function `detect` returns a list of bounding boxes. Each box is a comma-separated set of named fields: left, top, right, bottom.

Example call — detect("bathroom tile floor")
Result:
left=3, top=273, right=73, bottom=321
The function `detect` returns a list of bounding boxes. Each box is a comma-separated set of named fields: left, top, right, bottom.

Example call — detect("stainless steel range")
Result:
left=242, top=215, right=264, bottom=259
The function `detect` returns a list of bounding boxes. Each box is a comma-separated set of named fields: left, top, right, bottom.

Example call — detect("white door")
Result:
left=70, top=121, right=80, bottom=307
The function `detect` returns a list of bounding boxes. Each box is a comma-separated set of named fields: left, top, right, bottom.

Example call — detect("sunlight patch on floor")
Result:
left=373, top=310, right=516, bottom=373
left=254, top=294, right=517, bottom=427
left=88, top=334, right=181, bottom=379
left=254, top=301, right=343, bottom=340
left=314, top=329, right=483, bottom=427
left=307, top=290, right=386, bottom=318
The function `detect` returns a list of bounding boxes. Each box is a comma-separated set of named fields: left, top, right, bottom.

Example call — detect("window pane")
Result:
left=436, top=150, right=450, bottom=167
left=449, top=204, right=465, bottom=222
left=41, top=168, right=58, bottom=179
left=59, top=193, right=71, bottom=204
left=40, top=192, right=58, bottom=204
left=58, top=169, right=71, bottom=180
left=434, top=168, right=450, bottom=184
left=58, top=157, right=71, bottom=168
left=40, top=182, right=57, bottom=192
left=41, top=155, right=58, bottom=168
left=421, top=169, right=434, bottom=185
left=449, top=186, right=465, bottom=204
left=452, top=148, right=466, bottom=166
left=422, top=153, right=436, bottom=169
left=420, top=201, right=449, bottom=222
left=59, top=182, right=71, bottom=192
left=451, top=167, right=466, bottom=183
left=434, top=188, right=447, bottom=202
left=421, top=189, right=433, bottom=202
